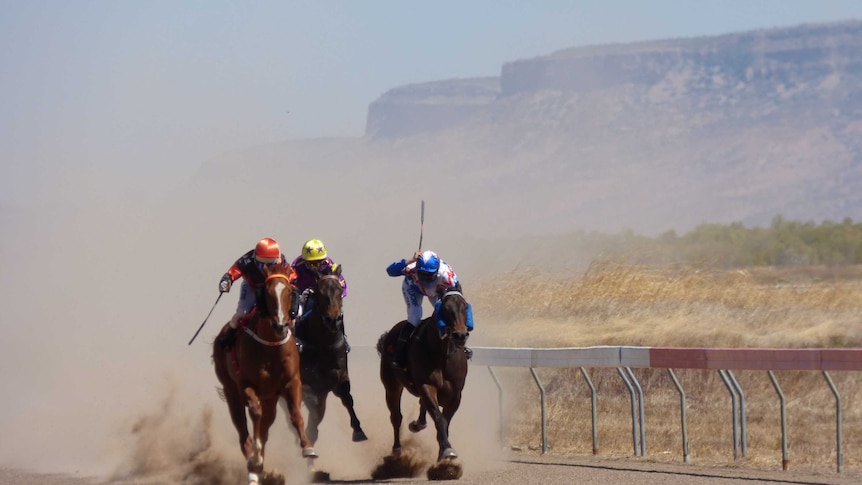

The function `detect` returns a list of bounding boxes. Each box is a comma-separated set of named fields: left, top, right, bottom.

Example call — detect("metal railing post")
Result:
left=727, top=370, right=747, bottom=458
left=667, top=369, right=690, bottom=463
left=625, top=367, right=646, bottom=456
left=487, top=366, right=505, bottom=448
left=530, top=367, right=548, bottom=454
left=618, top=367, right=640, bottom=455
left=767, top=371, right=789, bottom=470
left=823, top=371, right=843, bottom=473
left=579, top=367, right=599, bottom=455
left=718, top=370, right=740, bottom=460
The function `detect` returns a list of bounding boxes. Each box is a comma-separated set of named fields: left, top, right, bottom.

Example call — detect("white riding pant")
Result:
left=229, top=281, right=256, bottom=328
left=402, top=277, right=437, bottom=327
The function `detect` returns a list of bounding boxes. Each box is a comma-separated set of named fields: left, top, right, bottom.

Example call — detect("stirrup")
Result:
left=465, top=347, right=473, bottom=360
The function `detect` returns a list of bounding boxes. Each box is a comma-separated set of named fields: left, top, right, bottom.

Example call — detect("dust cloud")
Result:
left=0, top=143, right=514, bottom=482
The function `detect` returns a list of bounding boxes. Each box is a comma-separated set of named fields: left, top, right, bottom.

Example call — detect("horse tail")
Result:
left=376, top=332, right=389, bottom=356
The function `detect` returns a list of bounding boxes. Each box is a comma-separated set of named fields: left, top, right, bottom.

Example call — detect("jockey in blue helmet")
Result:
left=386, top=249, right=473, bottom=368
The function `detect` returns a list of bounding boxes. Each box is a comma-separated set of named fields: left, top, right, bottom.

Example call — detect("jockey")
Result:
left=386, top=249, right=473, bottom=368
left=290, top=239, right=349, bottom=351
left=216, top=237, right=290, bottom=350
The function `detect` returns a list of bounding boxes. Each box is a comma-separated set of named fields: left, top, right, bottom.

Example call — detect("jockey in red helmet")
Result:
left=216, top=237, right=289, bottom=350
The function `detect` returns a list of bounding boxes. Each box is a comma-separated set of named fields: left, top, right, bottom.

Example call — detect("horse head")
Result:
left=310, top=263, right=344, bottom=334
left=434, top=285, right=470, bottom=349
left=259, top=263, right=295, bottom=339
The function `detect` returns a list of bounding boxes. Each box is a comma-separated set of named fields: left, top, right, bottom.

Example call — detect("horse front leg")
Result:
left=243, top=387, right=265, bottom=474
left=441, top=388, right=464, bottom=431
left=409, top=401, right=427, bottom=433
left=333, top=379, right=368, bottom=441
left=419, top=384, right=457, bottom=461
left=223, top=385, right=250, bottom=458
left=301, top=386, right=326, bottom=445
left=283, top=377, right=318, bottom=459
left=241, top=398, right=278, bottom=485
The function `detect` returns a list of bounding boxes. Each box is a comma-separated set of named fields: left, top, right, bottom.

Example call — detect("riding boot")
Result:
left=293, top=320, right=305, bottom=353
left=217, top=326, right=238, bottom=351
left=391, top=324, right=415, bottom=369
left=289, top=288, right=301, bottom=320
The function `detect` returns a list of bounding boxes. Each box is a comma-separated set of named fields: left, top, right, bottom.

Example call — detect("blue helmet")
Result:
left=416, top=250, right=440, bottom=275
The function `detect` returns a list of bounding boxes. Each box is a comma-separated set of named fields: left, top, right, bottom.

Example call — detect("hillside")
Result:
left=198, top=20, right=862, bottom=240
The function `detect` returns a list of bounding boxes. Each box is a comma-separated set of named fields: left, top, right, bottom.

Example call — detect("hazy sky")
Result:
left=4, top=1, right=862, bottom=205
left=5, top=3, right=862, bottom=477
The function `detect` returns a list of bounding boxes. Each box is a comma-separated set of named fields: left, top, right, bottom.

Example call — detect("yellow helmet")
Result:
left=301, top=239, right=327, bottom=261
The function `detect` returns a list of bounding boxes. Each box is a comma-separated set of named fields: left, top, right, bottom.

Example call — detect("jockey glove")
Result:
left=219, top=273, right=232, bottom=293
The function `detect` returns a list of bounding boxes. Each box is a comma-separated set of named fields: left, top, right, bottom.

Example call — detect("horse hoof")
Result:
left=442, top=448, right=458, bottom=459
left=247, top=455, right=264, bottom=470
left=302, top=447, right=319, bottom=459
left=353, top=430, right=369, bottom=442
left=408, top=421, right=427, bottom=433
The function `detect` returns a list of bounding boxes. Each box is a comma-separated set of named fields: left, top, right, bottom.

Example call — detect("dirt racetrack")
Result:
left=3, top=345, right=860, bottom=485
left=4, top=452, right=861, bottom=485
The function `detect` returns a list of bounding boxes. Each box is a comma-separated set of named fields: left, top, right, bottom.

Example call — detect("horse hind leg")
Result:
left=333, top=380, right=368, bottom=441
left=383, top=379, right=405, bottom=456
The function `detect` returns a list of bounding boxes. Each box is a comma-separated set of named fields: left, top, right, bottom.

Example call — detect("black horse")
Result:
left=377, top=286, right=470, bottom=465
left=296, top=264, right=368, bottom=444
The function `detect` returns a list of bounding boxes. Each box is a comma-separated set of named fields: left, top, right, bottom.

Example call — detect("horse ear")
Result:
left=332, top=263, right=342, bottom=276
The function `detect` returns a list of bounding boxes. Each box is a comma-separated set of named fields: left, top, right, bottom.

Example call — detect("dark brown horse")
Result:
left=377, top=286, right=470, bottom=464
left=213, top=263, right=317, bottom=484
left=296, top=264, right=368, bottom=444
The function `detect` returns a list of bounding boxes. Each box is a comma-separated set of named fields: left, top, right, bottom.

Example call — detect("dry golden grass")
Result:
left=471, top=260, right=862, bottom=473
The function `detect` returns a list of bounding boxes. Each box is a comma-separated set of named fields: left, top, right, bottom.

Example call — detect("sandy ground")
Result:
left=4, top=452, right=861, bottom=485
left=2, top=189, right=857, bottom=485
left=2, top=345, right=859, bottom=485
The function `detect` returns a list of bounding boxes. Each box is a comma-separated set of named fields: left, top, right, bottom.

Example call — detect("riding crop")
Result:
left=188, top=292, right=223, bottom=345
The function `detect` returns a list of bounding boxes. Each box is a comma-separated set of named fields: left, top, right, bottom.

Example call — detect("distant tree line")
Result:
left=561, top=216, right=862, bottom=268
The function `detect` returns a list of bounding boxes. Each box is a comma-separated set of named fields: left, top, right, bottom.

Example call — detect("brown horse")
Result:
left=377, top=286, right=470, bottom=464
left=213, top=263, right=317, bottom=484
left=296, top=263, right=368, bottom=444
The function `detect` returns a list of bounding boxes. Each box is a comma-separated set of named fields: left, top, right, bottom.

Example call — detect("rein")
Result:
left=242, top=272, right=294, bottom=347
left=301, top=273, right=346, bottom=352
left=242, top=326, right=293, bottom=347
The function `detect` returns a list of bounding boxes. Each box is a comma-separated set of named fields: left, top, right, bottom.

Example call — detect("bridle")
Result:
left=242, top=273, right=294, bottom=347
left=435, top=289, right=468, bottom=340
left=311, top=274, right=344, bottom=331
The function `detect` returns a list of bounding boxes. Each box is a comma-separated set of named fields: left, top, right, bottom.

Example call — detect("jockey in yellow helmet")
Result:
left=290, top=239, right=349, bottom=351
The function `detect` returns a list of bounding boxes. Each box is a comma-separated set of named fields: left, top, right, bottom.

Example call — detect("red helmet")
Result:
left=254, top=237, right=280, bottom=264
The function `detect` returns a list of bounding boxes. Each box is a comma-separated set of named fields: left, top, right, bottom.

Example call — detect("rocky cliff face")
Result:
left=364, top=77, right=500, bottom=138
left=368, top=21, right=862, bottom=138
left=202, top=20, right=862, bottom=238
left=355, top=20, right=862, bottom=234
